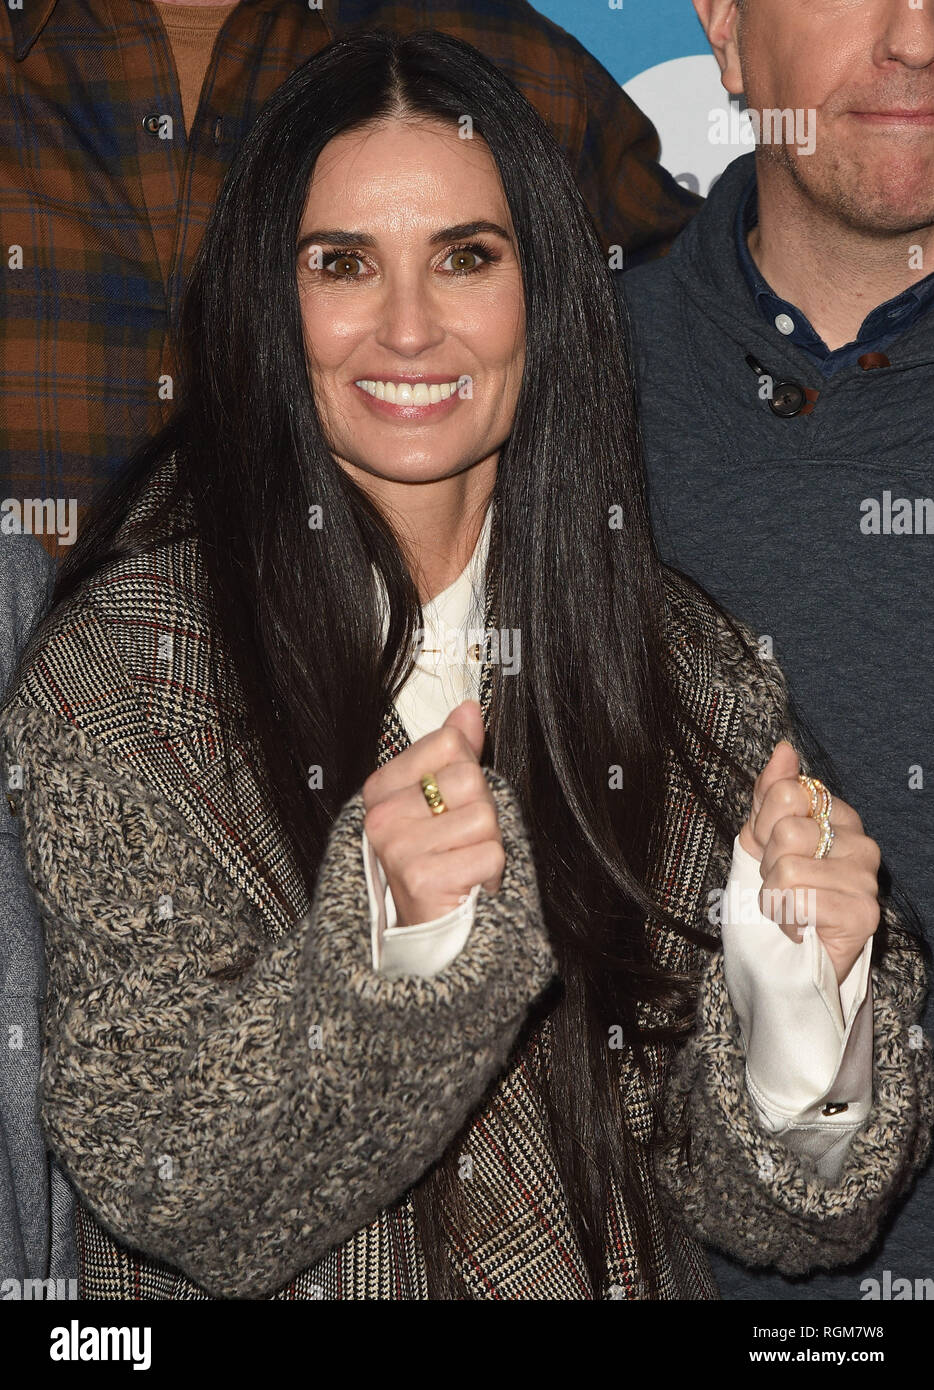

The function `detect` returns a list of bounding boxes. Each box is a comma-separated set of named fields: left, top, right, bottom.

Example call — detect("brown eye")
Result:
left=326, top=253, right=364, bottom=277
left=445, top=248, right=479, bottom=273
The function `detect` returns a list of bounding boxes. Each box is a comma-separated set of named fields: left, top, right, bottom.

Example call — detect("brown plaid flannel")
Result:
left=0, top=0, right=700, bottom=547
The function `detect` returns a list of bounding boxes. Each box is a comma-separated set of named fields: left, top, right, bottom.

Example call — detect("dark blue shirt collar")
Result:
left=735, top=173, right=934, bottom=377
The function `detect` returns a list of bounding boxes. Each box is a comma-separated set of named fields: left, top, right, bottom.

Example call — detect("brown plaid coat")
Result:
left=1, top=456, right=931, bottom=1299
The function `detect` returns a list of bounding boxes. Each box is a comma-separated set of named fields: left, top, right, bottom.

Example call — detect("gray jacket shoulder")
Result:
left=0, top=535, right=55, bottom=694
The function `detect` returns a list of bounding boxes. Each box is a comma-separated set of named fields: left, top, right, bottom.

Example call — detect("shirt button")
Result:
left=142, top=113, right=162, bottom=135
left=768, top=382, right=807, bottom=417
left=774, top=313, right=795, bottom=336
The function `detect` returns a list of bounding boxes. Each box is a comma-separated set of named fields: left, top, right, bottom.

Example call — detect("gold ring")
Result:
left=420, top=773, right=447, bottom=815
left=799, top=775, right=834, bottom=858
left=815, top=814, right=835, bottom=859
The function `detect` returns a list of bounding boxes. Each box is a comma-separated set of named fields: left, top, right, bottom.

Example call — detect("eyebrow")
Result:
left=295, top=220, right=512, bottom=257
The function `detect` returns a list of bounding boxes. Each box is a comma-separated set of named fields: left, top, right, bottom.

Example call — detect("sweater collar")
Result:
left=664, top=152, right=934, bottom=369
left=733, top=171, right=934, bottom=377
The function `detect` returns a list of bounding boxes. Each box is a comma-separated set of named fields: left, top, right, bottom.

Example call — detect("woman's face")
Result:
left=296, top=117, right=526, bottom=487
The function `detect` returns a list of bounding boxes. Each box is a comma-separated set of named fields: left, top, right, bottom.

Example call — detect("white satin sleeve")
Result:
left=720, top=834, right=874, bottom=1182
left=362, top=828, right=480, bottom=980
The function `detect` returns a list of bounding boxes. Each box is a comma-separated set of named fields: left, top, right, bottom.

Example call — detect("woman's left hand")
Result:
left=738, top=740, right=881, bottom=986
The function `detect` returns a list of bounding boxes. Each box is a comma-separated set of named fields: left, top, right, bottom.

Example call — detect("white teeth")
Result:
left=354, top=378, right=461, bottom=404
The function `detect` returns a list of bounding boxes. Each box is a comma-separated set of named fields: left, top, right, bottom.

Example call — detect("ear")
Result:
left=692, top=0, right=745, bottom=97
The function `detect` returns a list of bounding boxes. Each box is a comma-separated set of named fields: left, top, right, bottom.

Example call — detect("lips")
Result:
left=849, top=108, right=934, bottom=119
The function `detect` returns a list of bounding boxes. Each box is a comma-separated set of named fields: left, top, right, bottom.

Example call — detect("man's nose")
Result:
left=875, top=0, right=934, bottom=69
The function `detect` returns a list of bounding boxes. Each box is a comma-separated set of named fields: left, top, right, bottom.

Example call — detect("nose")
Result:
left=875, top=0, right=934, bottom=69
left=372, top=267, right=446, bottom=359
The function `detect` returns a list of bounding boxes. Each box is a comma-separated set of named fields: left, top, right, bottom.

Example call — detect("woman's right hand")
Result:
left=362, top=699, right=506, bottom=927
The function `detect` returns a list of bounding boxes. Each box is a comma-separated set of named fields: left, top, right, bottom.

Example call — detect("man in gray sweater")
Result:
left=0, top=534, right=76, bottom=1295
left=621, top=0, right=934, bottom=1298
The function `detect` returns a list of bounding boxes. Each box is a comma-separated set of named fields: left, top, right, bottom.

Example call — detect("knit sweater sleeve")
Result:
left=654, top=602, right=934, bottom=1274
left=0, top=701, right=556, bottom=1300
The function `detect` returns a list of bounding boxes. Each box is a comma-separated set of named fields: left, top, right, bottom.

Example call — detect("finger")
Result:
left=762, top=885, right=880, bottom=948
left=402, top=839, right=506, bottom=906
left=758, top=854, right=879, bottom=924
left=363, top=707, right=483, bottom=807
left=759, top=818, right=866, bottom=879
left=371, top=800, right=503, bottom=879
left=364, top=760, right=494, bottom=841
left=740, top=741, right=800, bottom=857
left=756, top=780, right=863, bottom=848
left=441, top=699, right=485, bottom=760
left=752, top=741, right=800, bottom=819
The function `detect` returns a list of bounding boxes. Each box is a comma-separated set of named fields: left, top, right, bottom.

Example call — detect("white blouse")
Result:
left=361, top=505, right=873, bottom=1181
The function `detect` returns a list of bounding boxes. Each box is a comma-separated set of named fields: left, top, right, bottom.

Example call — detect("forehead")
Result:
left=300, top=118, right=510, bottom=228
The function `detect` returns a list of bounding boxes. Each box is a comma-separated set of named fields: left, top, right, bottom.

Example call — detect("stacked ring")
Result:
left=420, top=773, right=448, bottom=815
left=798, top=773, right=835, bottom=859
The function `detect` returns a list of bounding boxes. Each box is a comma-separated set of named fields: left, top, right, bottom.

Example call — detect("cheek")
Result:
left=299, top=294, right=367, bottom=369
left=463, top=290, right=525, bottom=379
left=742, top=11, right=855, bottom=113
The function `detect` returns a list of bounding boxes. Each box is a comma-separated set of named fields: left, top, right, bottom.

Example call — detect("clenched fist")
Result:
left=362, top=699, right=505, bottom=927
left=738, top=740, right=881, bottom=986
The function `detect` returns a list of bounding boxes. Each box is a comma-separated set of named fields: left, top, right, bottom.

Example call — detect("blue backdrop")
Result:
left=532, top=0, right=754, bottom=195
left=533, top=0, right=708, bottom=86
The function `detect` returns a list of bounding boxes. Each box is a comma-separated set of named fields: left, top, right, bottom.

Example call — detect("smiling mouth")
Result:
left=354, top=378, right=463, bottom=404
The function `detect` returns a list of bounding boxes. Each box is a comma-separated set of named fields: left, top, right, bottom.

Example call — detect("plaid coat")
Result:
left=1, top=457, right=931, bottom=1299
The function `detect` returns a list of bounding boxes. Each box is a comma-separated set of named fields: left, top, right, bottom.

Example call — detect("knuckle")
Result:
left=363, top=800, right=391, bottom=842
left=772, top=815, right=800, bottom=851
left=471, top=799, right=498, bottom=839
left=450, top=759, right=484, bottom=801
left=863, top=836, right=882, bottom=871
left=770, top=855, right=800, bottom=892
left=402, top=856, right=431, bottom=899
left=859, top=896, right=881, bottom=935
left=436, top=726, right=465, bottom=763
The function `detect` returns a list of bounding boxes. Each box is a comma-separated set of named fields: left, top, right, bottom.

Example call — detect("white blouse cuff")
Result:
left=720, top=834, right=874, bottom=1179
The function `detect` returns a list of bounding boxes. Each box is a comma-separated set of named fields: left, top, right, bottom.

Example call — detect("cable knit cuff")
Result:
left=655, top=944, right=934, bottom=1275
left=304, top=766, right=556, bottom=1035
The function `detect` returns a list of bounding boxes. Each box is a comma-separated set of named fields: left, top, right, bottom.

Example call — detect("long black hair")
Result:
left=49, top=28, right=755, bottom=1297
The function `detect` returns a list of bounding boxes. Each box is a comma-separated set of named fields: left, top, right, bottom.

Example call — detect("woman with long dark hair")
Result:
left=1, top=29, right=930, bottom=1300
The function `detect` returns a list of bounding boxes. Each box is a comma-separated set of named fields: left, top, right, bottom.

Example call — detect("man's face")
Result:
left=727, top=0, right=934, bottom=233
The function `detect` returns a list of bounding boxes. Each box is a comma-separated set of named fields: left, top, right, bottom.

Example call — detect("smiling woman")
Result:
left=293, top=117, right=525, bottom=600
left=0, top=27, right=931, bottom=1303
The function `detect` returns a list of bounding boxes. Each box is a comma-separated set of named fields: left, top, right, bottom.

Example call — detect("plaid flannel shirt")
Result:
left=0, top=0, right=700, bottom=542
